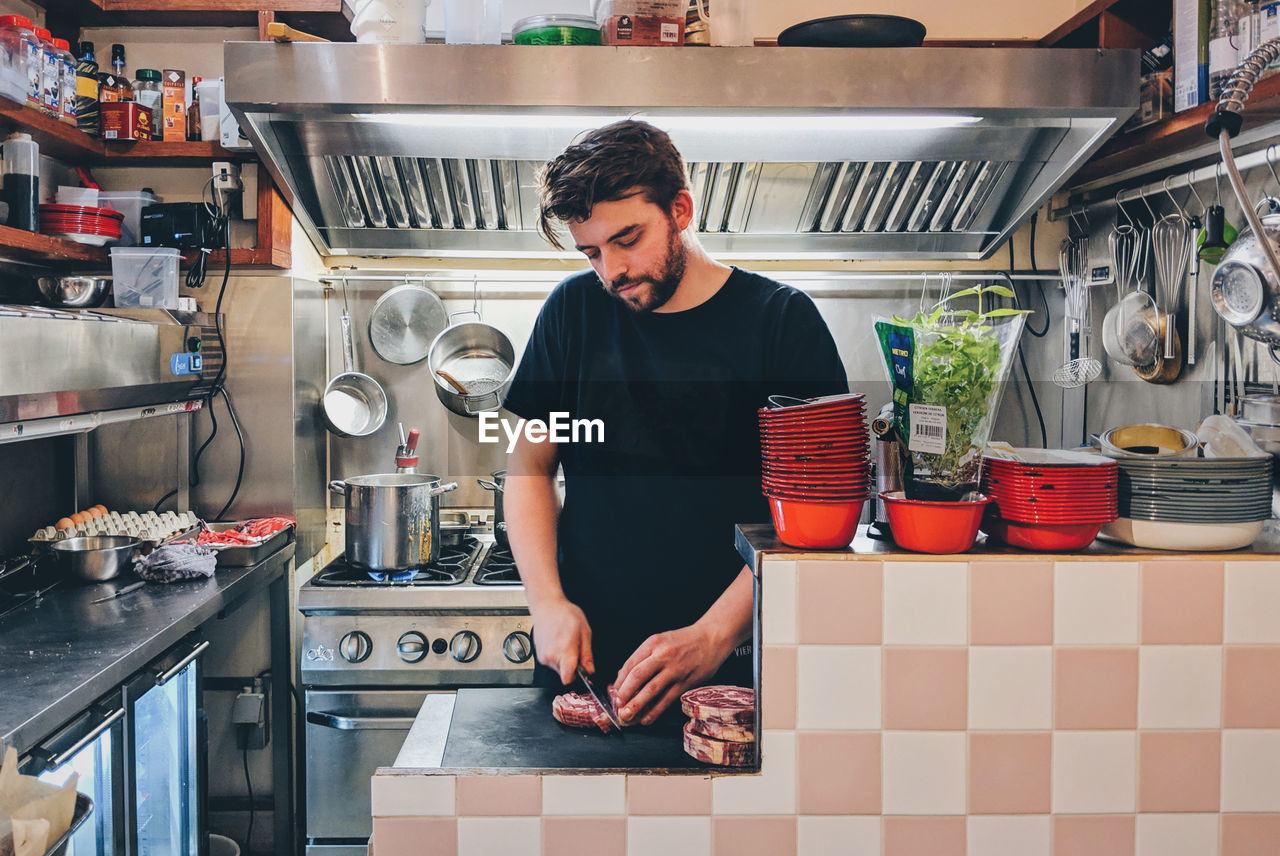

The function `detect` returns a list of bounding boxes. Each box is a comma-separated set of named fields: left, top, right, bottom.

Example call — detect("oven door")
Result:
left=304, top=689, right=443, bottom=852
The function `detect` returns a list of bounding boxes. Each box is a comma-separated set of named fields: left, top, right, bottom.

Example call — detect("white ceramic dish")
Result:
left=1100, top=517, right=1264, bottom=551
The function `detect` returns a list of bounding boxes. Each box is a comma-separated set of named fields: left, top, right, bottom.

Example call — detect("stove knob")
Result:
left=502, top=631, right=533, bottom=663
left=339, top=631, right=372, bottom=663
left=397, top=631, right=428, bottom=663
left=449, top=630, right=481, bottom=663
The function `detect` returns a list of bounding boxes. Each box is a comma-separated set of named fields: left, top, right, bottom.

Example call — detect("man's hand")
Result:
left=612, top=623, right=729, bottom=726
left=530, top=597, right=594, bottom=686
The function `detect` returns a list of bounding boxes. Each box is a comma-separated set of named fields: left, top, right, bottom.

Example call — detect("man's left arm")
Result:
left=612, top=565, right=754, bottom=726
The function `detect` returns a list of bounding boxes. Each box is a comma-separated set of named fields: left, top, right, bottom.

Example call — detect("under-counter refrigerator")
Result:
left=23, top=636, right=208, bottom=856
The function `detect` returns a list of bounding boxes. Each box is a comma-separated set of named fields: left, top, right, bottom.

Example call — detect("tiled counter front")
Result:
left=371, top=556, right=1280, bottom=856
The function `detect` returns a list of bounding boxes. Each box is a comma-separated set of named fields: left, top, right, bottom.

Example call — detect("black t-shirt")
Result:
left=503, top=267, right=848, bottom=684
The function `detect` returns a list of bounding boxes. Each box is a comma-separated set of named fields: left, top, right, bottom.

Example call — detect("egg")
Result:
left=92, top=505, right=107, bottom=517
left=55, top=517, right=74, bottom=531
left=70, top=512, right=87, bottom=526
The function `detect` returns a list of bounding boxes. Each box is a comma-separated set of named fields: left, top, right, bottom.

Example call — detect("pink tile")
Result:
left=1054, top=647, right=1138, bottom=729
left=544, top=817, right=625, bottom=856
left=796, top=731, right=881, bottom=815
left=969, top=561, right=1053, bottom=644
left=1138, top=730, right=1221, bottom=812
left=797, top=560, right=882, bottom=644
left=883, top=816, right=966, bottom=856
left=883, top=647, right=967, bottom=730
left=627, top=775, right=712, bottom=815
left=1225, top=646, right=1280, bottom=728
left=455, top=775, right=541, bottom=816
left=713, top=816, right=797, bottom=856
left=1052, top=815, right=1135, bottom=856
left=1141, top=560, right=1224, bottom=644
left=372, top=817, right=457, bottom=856
left=1222, top=813, right=1280, bottom=856
left=762, top=645, right=797, bottom=730
left=968, top=731, right=1051, bottom=814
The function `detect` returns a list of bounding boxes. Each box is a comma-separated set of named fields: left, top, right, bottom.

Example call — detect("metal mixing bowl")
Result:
left=49, top=536, right=140, bottom=582
left=36, top=275, right=112, bottom=308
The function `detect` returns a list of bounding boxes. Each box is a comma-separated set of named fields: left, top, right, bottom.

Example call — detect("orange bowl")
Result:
left=981, top=515, right=1103, bottom=551
left=880, top=490, right=991, bottom=554
left=767, top=495, right=863, bottom=549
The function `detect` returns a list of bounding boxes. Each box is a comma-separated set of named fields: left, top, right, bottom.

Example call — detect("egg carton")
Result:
left=30, top=510, right=202, bottom=548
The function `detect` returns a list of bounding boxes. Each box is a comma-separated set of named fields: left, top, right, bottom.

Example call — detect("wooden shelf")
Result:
left=1071, top=73, right=1280, bottom=186
left=0, top=225, right=109, bottom=264
left=35, top=0, right=354, bottom=42
left=1042, top=0, right=1169, bottom=48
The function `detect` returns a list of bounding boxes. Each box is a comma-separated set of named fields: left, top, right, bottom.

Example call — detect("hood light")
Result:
left=351, top=112, right=983, bottom=132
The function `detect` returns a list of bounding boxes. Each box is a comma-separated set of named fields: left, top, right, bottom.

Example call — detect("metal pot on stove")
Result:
left=329, top=473, right=458, bottom=570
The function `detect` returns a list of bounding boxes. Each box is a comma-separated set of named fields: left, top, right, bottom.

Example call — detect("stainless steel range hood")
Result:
left=224, top=44, right=1136, bottom=260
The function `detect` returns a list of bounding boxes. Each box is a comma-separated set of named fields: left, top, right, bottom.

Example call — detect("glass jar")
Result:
left=133, top=68, right=161, bottom=137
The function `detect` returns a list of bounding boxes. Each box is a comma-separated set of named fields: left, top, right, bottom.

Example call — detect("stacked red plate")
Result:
left=39, top=203, right=124, bottom=247
left=979, top=448, right=1119, bottom=550
left=759, top=393, right=870, bottom=548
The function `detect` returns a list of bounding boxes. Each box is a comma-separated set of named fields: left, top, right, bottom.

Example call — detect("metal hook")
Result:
left=1115, top=190, right=1136, bottom=229
left=1162, top=176, right=1186, bottom=220
left=1215, top=162, right=1225, bottom=205
left=1140, top=191, right=1157, bottom=223
left=1186, top=178, right=1206, bottom=218
left=471, top=274, right=480, bottom=316
left=340, top=276, right=350, bottom=315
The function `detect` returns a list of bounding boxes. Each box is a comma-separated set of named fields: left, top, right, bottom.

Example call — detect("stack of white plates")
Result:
left=1101, top=456, right=1273, bottom=550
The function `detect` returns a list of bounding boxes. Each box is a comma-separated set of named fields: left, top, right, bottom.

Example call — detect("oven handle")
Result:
left=306, top=710, right=417, bottom=731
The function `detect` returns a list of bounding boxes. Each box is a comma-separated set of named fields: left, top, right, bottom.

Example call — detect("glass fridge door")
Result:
left=26, top=700, right=126, bottom=855
left=130, top=640, right=206, bottom=856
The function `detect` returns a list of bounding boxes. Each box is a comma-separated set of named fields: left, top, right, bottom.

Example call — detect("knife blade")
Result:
left=575, top=665, right=622, bottom=731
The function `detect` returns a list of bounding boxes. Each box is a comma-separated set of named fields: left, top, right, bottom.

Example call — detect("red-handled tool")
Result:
left=396, top=425, right=420, bottom=473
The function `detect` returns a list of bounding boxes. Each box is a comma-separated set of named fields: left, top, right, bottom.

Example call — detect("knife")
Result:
left=576, top=665, right=622, bottom=730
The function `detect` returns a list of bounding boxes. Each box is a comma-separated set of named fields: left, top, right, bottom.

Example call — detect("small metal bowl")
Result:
left=36, top=275, right=112, bottom=308
left=49, top=536, right=140, bottom=583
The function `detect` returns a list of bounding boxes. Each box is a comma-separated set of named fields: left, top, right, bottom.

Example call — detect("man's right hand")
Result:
left=530, top=596, right=594, bottom=685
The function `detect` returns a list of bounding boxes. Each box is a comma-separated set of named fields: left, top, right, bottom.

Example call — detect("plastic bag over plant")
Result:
left=875, top=284, right=1030, bottom=501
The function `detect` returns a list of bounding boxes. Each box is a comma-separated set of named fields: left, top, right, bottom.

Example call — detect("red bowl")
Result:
left=768, top=495, right=863, bottom=549
left=982, top=515, right=1104, bottom=551
left=880, top=490, right=991, bottom=554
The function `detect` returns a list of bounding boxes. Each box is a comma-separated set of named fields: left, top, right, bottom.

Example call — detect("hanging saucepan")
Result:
left=322, top=286, right=389, bottom=437
left=427, top=311, right=515, bottom=417
left=368, top=283, right=447, bottom=365
left=477, top=469, right=507, bottom=546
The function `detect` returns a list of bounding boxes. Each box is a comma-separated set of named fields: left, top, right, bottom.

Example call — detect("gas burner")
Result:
left=312, top=537, right=481, bottom=587
left=474, top=543, right=521, bottom=585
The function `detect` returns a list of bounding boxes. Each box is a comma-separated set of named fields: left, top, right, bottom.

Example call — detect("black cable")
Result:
left=1014, top=214, right=1051, bottom=339
left=242, top=744, right=254, bottom=855
left=152, top=489, right=178, bottom=513
left=214, top=386, right=246, bottom=522
left=1000, top=269, right=1049, bottom=449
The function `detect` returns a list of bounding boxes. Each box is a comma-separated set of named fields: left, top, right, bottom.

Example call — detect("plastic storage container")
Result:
left=513, top=14, right=601, bottom=44
left=53, top=38, right=74, bottom=123
left=33, top=26, right=58, bottom=116
left=0, top=15, right=36, bottom=106
left=110, top=246, right=179, bottom=308
left=195, top=78, right=220, bottom=142
left=99, top=189, right=161, bottom=247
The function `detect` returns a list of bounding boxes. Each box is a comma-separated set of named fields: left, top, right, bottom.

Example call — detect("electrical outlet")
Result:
left=212, top=161, right=243, bottom=193
left=232, top=686, right=268, bottom=750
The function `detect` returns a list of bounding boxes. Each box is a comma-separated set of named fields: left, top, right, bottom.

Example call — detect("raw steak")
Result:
left=551, top=686, right=619, bottom=734
left=688, top=717, right=754, bottom=743
left=680, top=685, right=754, bottom=725
left=682, top=721, right=755, bottom=766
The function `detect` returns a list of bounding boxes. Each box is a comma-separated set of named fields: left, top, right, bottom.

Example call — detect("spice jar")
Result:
left=133, top=68, right=161, bottom=137
left=0, top=15, right=37, bottom=107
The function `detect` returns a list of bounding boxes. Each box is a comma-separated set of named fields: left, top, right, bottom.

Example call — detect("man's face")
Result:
left=567, top=192, right=690, bottom=313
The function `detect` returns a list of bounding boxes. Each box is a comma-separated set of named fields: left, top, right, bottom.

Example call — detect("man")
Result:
left=502, top=120, right=847, bottom=727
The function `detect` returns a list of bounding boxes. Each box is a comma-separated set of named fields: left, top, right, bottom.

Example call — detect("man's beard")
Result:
left=602, top=220, right=687, bottom=313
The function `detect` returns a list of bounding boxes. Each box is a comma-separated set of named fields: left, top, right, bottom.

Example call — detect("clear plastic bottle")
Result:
left=133, top=68, right=161, bottom=137
left=52, top=38, right=74, bottom=124
left=0, top=15, right=36, bottom=106
left=32, top=26, right=57, bottom=115
left=1210, top=0, right=1242, bottom=99
left=2, top=132, right=40, bottom=232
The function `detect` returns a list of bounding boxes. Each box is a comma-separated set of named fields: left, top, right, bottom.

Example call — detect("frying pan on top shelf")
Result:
left=777, top=15, right=927, bottom=48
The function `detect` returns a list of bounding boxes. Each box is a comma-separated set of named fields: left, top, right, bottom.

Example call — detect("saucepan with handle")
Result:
left=322, top=281, right=389, bottom=438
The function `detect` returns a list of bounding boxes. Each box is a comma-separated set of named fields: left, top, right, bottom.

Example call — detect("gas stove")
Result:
left=299, top=515, right=534, bottom=687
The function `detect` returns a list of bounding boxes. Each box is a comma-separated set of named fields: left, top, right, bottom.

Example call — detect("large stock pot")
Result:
left=329, top=473, right=458, bottom=569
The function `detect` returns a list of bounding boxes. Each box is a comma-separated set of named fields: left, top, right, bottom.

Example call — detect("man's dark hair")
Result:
left=536, top=120, right=688, bottom=250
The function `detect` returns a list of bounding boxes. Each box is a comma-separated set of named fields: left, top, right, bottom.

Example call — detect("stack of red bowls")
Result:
left=979, top=448, right=1119, bottom=551
left=759, top=393, right=869, bottom=549
left=39, top=203, right=124, bottom=246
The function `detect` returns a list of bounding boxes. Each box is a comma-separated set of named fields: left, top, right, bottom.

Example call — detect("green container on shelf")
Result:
left=512, top=14, right=602, bottom=45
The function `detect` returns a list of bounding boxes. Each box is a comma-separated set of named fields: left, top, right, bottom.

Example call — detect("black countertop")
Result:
left=0, top=543, right=293, bottom=755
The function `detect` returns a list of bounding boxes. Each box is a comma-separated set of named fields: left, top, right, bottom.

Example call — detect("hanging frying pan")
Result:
left=368, top=283, right=448, bottom=365
left=777, top=15, right=926, bottom=48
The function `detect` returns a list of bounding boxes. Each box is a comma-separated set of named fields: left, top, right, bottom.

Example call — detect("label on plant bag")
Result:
left=907, top=404, right=947, bottom=455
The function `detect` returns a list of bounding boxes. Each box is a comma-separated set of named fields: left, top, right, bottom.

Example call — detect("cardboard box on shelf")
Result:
left=1174, top=0, right=1209, bottom=112
left=161, top=69, right=185, bottom=142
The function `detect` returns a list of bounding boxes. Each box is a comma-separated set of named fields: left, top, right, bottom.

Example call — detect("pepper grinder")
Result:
left=394, top=423, right=420, bottom=474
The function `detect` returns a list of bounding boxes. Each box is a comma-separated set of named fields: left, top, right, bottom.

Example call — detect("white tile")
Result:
left=457, top=817, right=541, bottom=856
left=627, top=816, right=712, bottom=856
left=882, top=561, right=967, bottom=645
left=1135, top=814, right=1220, bottom=856
left=541, top=775, right=626, bottom=815
left=371, top=774, right=455, bottom=816
left=1221, top=730, right=1280, bottom=811
left=1225, top=561, right=1280, bottom=643
left=882, top=731, right=966, bottom=815
left=1054, top=562, right=1139, bottom=644
left=797, top=816, right=880, bottom=856
left=1137, top=646, right=1222, bottom=729
left=796, top=646, right=881, bottom=730
left=1052, top=731, right=1135, bottom=814
left=968, top=647, right=1052, bottom=730
left=711, top=730, right=796, bottom=814
left=762, top=560, right=798, bottom=645
left=967, top=815, right=1051, bottom=856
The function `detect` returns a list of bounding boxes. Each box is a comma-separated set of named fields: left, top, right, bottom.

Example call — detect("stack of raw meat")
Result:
left=681, top=685, right=755, bottom=766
